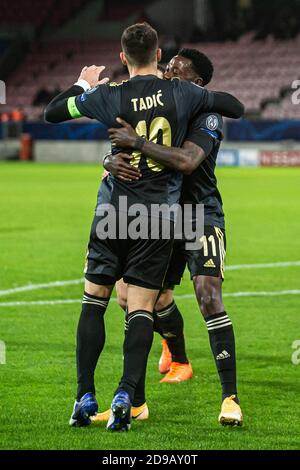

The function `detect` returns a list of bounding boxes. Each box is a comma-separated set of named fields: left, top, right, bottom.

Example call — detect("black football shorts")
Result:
left=164, top=225, right=226, bottom=288
left=84, top=212, right=174, bottom=290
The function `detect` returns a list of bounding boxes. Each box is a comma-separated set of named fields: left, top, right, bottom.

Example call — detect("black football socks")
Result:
left=117, top=310, right=154, bottom=402
left=76, top=292, right=109, bottom=400
left=205, top=311, right=238, bottom=402
left=155, top=301, right=189, bottom=364
left=124, top=309, right=147, bottom=407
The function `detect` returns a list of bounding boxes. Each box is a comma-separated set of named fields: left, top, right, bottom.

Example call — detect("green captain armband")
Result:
left=67, top=96, right=83, bottom=119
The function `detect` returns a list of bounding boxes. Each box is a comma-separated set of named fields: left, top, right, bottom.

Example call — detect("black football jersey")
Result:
left=74, top=75, right=217, bottom=216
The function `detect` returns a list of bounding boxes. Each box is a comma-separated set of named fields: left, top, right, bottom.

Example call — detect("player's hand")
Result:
left=103, top=153, right=142, bottom=182
left=108, top=117, right=138, bottom=148
left=78, top=65, right=109, bottom=87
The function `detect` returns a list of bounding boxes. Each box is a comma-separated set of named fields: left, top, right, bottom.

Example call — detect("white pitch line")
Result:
left=0, top=279, right=83, bottom=297
left=177, top=289, right=300, bottom=299
left=0, top=289, right=299, bottom=307
left=0, top=260, right=299, bottom=298
left=226, top=261, right=300, bottom=271
left=0, top=299, right=82, bottom=307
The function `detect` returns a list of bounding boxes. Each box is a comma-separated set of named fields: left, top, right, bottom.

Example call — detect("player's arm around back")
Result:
left=108, top=118, right=207, bottom=175
left=137, top=111, right=224, bottom=174
left=210, top=91, right=244, bottom=119
left=136, top=138, right=206, bottom=175
left=178, top=80, right=244, bottom=120
left=44, top=65, right=109, bottom=123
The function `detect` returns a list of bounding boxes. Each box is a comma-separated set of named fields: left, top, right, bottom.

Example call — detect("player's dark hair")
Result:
left=178, top=48, right=214, bottom=86
left=121, top=22, right=158, bottom=66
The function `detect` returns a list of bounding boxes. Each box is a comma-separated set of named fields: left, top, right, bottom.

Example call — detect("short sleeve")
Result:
left=186, top=113, right=223, bottom=148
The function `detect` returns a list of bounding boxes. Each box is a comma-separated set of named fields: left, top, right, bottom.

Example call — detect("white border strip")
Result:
left=0, top=261, right=299, bottom=298
left=0, top=289, right=299, bottom=307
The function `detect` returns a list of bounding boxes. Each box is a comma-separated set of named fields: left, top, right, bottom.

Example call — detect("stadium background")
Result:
left=0, top=0, right=299, bottom=451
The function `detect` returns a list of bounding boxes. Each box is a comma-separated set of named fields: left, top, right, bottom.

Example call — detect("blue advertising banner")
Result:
left=1, top=120, right=300, bottom=142
left=227, top=120, right=300, bottom=141
left=22, top=122, right=109, bottom=141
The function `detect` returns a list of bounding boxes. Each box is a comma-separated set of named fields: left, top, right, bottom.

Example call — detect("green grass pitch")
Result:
left=0, top=162, right=299, bottom=450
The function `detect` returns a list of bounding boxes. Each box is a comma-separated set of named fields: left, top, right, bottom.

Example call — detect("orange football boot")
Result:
left=92, top=402, right=149, bottom=422
left=160, top=362, right=193, bottom=383
left=158, top=339, right=172, bottom=374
